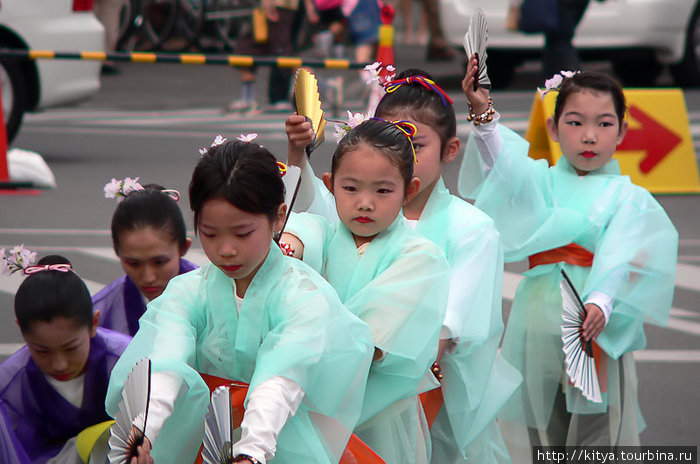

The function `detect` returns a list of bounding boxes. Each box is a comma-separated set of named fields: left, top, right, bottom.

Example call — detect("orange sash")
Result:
left=527, top=244, right=608, bottom=393
left=195, top=373, right=386, bottom=464
left=419, top=387, right=444, bottom=429
left=528, top=243, right=594, bottom=269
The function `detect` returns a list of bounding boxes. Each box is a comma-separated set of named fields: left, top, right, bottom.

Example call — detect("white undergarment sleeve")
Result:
left=234, top=376, right=305, bottom=464
left=470, top=111, right=503, bottom=173
left=283, top=158, right=318, bottom=213
left=138, top=371, right=182, bottom=445
left=45, top=374, right=84, bottom=408
left=584, top=291, right=613, bottom=324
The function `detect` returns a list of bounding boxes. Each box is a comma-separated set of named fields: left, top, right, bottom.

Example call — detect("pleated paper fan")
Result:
left=463, top=8, right=491, bottom=90
left=201, top=386, right=234, bottom=464
left=293, top=67, right=326, bottom=155
left=108, top=358, right=152, bottom=463
left=560, top=269, right=602, bottom=403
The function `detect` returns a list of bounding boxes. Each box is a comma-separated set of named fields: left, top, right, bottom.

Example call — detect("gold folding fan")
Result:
left=293, top=68, right=326, bottom=155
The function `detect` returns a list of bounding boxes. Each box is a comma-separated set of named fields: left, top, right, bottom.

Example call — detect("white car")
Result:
left=439, top=0, right=700, bottom=88
left=0, top=0, right=104, bottom=142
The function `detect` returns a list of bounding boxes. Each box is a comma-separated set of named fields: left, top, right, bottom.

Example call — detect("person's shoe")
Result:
left=243, top=102, right=262, bottom=115
left=223, top=99, right=257, bottom=114
left=266, top=101, right=294, bottom=113
left=426, top=43, right=457, bottom=61
left=101, top=63, right=120, bottom=75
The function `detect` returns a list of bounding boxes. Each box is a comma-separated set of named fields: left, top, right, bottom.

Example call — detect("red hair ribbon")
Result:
left=384, top=76, right=454, bottom=107
left=371, top=118, right=418, bottom=164
left=277, top=161, right=288, bottom=177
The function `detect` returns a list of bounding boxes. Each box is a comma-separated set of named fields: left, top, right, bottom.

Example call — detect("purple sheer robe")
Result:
left=0, top=328, right=131, bottom=464
left=0, top=399, right=30, bottom=464
left=93, top=258, right=198, bottom=336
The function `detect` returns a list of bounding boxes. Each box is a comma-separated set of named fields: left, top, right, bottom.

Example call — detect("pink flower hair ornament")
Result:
left=0, top=245, right=38, bottom=276
left=538, top=70, right=580, bottom=99
left=104, top=177, right=144, bottom=201
left=330, top=110, right=370, bottom=143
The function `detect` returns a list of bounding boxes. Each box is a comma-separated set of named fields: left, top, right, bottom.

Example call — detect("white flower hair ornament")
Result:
left=199, top=134, right=230, bottom=157
left=0, top=245, right=37, bottom=276
left=237, top=133, right=258, bottom=143
left=363, top=62, right=396, bottom=86
left=538, top=70, right=580, bottom=99
left=104, top=177, right=144, bottom=201
left=331, top=110, right=370, bottom=143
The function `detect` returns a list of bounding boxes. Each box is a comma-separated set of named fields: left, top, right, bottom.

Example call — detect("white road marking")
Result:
left=633, top=350, right=700, bottom=362
left=0, top=344, right=24, bottom=356
left=675, top=262, right=700, bottom=291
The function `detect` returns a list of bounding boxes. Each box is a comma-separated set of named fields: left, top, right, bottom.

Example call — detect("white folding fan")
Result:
left=108, top=358, right=152, bottom=463
left=201, top=386, right=234, bottom=464
left=560, top=269, right=602, bottom=403
left=463, top=8, right=491, bottom=91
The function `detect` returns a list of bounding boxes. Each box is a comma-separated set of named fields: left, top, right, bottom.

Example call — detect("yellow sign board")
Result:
left=524, top=89, right=700, bottom=193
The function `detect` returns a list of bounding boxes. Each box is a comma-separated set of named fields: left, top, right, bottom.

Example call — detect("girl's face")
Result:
left=198, top=197, right=285, bottom=296
left=118, top=227, right=191, bottom=301
left=547, top=89, right=628, bottom=175
left=324, top=144, right=417, bottom=247
left=381, top=112, right=459, bottom=197
left=23, top=315, right=97, bottom=382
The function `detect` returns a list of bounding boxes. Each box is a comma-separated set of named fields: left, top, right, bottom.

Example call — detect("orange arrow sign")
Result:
left=617, top=105, right=682, bottom=174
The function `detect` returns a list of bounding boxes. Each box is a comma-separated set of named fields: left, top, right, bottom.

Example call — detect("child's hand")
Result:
left=461, top=54, right=490, bottom=115
left=129, top=436, right=153, bottom=464
left=285, top=114, right=314, bottom=167
left=582, top=304, right=605, bottom=341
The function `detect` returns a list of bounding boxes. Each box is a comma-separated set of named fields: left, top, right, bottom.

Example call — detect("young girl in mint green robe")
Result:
left=459, top=70, right=678, bottom=458
left=105, top=139, right=374, bottom=464
left=283, top=118, right=450, bottom=464
left=284, top=69, right=522, bottom=464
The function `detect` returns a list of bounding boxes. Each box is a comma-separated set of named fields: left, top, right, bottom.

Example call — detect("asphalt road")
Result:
left=1, top=46, right=698, bottom=448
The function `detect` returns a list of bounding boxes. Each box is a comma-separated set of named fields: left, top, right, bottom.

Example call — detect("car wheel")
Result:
left=670, top=3, right=700, bottom=87
left=611, top=54, right=663, bottom=87
left=0, top=59, right=28, bottom=144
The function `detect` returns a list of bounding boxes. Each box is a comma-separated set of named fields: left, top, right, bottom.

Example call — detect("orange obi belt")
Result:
left=419, top=387, right=444, bottom=429
left=194, top=373, right=386, bottom=464
left=528, top=243, right=594, bottom=269
left=528, top=243, right=608, bottom=392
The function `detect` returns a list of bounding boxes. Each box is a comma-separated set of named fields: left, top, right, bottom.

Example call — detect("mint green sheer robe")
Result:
left=286, top=214, right=450, bottom=464
left=105, top=244, right=374, bottom=464
left=415, top=179, right=522, bottom=464
left=459, top=125, right=678, bottom=450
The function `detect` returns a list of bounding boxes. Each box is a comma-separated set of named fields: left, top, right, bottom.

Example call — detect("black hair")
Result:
left=332, top=118, right=415, bottom=189
left=374, top=68, right=457, bottom=155
left=111, top=184, right=188, bottom=255
left=14, top=255, right=93, bottom=333
left=189, top=140, right=285, bottom=229
left=553, top=72, right=627, bottom=129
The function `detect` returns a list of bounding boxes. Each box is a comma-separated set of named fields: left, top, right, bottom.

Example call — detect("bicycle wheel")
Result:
left=178, top=0, right=206, bottom=49
left=210, top=0, right=256, bottom=51
left=141, top=0, right=180, bottom=50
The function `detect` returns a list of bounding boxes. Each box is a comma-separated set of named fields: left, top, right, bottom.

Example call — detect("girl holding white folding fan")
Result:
left=105, top=137, right=374, bottom=464
left=459, top=64, right=678, bottom=455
